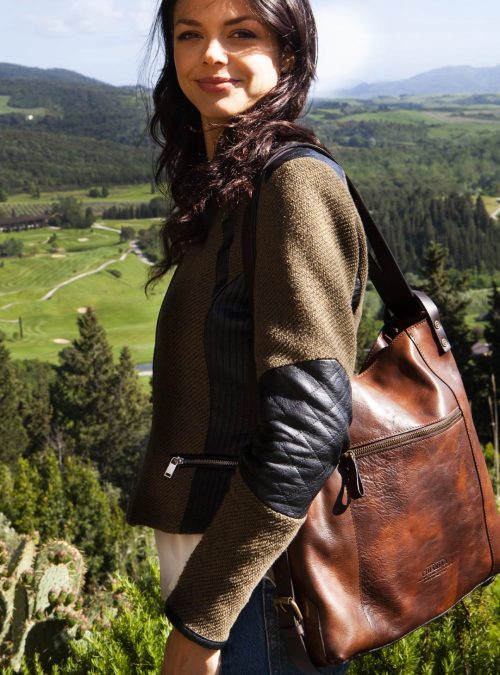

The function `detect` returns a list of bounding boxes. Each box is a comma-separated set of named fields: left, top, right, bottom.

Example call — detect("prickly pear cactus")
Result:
left=0, top=519, right=89, bottom=672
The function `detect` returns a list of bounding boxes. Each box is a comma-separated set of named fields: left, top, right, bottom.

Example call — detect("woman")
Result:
left=127, top=0, right=368, bottom=673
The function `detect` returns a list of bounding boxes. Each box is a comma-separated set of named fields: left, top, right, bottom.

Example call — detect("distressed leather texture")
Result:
left=283, top=302, right=500, bottom=666
left=240, top=359, right=351, bottom=518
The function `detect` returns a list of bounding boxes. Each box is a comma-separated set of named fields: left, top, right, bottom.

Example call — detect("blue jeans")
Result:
left=220, top=578, right=349, bottom=675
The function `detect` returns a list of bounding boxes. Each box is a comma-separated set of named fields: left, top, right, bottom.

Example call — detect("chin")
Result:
left=200, top=104, right=245, bottom=121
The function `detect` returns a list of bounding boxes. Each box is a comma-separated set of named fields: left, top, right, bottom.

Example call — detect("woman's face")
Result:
left=172, top=0, right=282, bottom=126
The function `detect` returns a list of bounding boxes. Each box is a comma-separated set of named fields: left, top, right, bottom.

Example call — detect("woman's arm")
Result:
left=163, top=156, right=367, bottom=650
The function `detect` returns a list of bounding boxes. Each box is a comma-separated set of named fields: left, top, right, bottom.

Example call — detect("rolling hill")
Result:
left=0, top=64, right=152, bottom=193
left=339, top=65, right=500, bottom=98
left=0, top=63, right=106, bottom=85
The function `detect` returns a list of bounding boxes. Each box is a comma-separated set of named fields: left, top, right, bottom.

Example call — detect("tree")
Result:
left=51, top=308, right=116, bottom=466
left=35, top=450, right=66, bottom=540
left=15, top=360, right=54, bottom=456
left=62, top=455, right=128, bottom=584
left=0, top=463, right=14, bottom=516
left=0, top=186, right=7, bottom=202
left=103, top=346, right=151, bottom=493
left=0, top=452, right=135, bottom=585
left=120, top=225, right=136, bottom=242
left=419, top=241, right=473, bottom=372
left=474, top=196, right=491, bottom=232
left=485, top=283, right=500, bottom=385
left=84, top=206, right=94, bottom=227
left=50, top=196, right=88, bottom=229
left=0, top=238, right=24, bottom=257
left=9, top=458, right=40, bottom=533
left=0, top=337, right=28, bottom=464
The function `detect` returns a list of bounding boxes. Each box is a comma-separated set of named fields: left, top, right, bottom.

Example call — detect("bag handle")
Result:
left=242, top=143, right=451, bottom=352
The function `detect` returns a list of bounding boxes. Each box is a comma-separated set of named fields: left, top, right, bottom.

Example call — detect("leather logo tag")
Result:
left=419, top=558, right=451, bottom=583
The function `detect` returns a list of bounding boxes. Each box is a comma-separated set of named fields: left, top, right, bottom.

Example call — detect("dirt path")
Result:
left=92, top=222, right=153, bottom=265
left=40, top=250, right=129, bottom=301
left=92, top=223, right=122, bottom=233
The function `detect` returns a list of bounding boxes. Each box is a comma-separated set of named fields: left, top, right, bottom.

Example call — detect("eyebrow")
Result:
left=174, top=15, right=258, bottom=28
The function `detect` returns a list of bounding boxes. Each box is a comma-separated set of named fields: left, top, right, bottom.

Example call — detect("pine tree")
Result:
left=0, top=337, right=28, bottom=464
left=103, top=346, right=151, bottom=493
left=15, top=359, right=54, bottom=456
left=52, top=308, right=116, bottom=466
left=419, top=241, right=473, bottom=371
left=474, top=196, right=491, bottom=232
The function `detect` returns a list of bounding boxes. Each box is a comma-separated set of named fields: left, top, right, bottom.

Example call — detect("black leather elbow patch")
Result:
left=240, top=359, right=351, bottom=518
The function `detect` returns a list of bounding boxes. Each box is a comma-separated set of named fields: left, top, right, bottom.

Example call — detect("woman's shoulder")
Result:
left=257, top=151, right=361, bottom=240
left=260, top=152, right=355, bottom=214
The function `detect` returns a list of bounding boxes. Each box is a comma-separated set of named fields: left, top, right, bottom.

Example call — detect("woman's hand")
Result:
left=160, top=628, right=221, bottom=675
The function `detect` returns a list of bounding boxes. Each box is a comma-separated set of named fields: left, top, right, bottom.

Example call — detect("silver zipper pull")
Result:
left=164, top=456, right=183, bottom=479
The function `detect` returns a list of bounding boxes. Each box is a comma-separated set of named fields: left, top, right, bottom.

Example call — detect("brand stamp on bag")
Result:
left=419, top=558, right=451, bottom=583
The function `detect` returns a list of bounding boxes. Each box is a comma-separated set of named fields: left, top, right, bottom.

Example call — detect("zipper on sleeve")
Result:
left=164, top=455, right=239, bottom=479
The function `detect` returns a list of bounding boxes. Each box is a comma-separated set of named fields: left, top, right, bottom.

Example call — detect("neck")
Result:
left=201, top=117, right=226, bottom=161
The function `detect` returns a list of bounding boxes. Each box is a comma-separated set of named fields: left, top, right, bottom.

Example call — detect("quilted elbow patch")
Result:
left=240, top=358, right=351, bottom=518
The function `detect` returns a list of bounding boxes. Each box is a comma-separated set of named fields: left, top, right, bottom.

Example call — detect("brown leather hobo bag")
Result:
left=244, top=144, right=500, bottom=671
left=286, top=298, right=500, bottom=666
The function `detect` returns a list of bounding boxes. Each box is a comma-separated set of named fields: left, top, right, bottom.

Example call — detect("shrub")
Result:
left=56, top=561, right=169, bottom=675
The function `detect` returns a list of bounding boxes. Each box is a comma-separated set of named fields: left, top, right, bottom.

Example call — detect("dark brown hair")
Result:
left=147, top=0, right=325, bottom=287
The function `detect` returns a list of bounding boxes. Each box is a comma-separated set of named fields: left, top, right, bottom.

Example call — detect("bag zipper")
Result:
left=349, top=407, right=463, bottom=458
left=341, top=407, right=463, bottom=499
left=164, top=455, right=238, bottom=479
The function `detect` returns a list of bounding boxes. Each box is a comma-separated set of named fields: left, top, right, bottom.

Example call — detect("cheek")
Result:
left=245, top=56, right=280, bottom=96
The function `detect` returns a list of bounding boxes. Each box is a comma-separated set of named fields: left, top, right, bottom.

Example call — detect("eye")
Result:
left=176, top=31, right=201, bottom=40
left=231, top=29, right=257, bottom=39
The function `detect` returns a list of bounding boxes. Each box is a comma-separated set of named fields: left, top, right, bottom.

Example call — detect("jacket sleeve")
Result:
left=164, top=156, right=367, bottom=648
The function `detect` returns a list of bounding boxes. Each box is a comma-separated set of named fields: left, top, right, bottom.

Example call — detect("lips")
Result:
left=196, top=77, right=240, bottom=92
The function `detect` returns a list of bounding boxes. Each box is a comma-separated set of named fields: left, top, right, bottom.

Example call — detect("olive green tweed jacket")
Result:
left=127, top=155, right=368, bottom=648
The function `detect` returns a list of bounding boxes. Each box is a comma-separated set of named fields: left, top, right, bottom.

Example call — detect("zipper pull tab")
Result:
left=343, top=451, right=365, bottom=500
left=164, top=457, right=183, bottom=479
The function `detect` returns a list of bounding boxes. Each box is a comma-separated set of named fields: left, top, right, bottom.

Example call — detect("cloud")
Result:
left=26, top=15, right=72, bottom=38
left=69, top=0, right=123, bottom=34
left=129, top=0, right=159, bottom=34
left=313, top=5, right=376, bottom=93
left=27, top=0, right=124, bottom=37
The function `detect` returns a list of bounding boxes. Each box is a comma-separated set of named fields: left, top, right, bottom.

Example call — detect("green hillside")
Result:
left=0, top=226, right=170, bottom=364
left=0, top=66, right=499, bottom=274
left=0, top=65, right=152, bottom=193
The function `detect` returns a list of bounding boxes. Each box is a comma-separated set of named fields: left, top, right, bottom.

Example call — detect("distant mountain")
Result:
left=0, top=63, right=108, bottom=86
left=339, top=65, right=500, bottom=98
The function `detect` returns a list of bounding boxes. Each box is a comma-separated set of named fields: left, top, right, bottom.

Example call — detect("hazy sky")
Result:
left=1, top=0, right=499, bottom=93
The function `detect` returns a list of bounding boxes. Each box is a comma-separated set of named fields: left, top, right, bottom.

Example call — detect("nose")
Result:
left=203, top=39, right=228, bottom=66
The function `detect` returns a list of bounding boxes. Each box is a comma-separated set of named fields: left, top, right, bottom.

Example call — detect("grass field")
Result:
left=484, top=196, right=500, bottom=215
left=0, top=226, right=171, bottom=365
left=6, top=183, right=156, bottom=206
left=339, top=107, right=500, bottom=135
left=0, top=94, right=47, bottom=118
